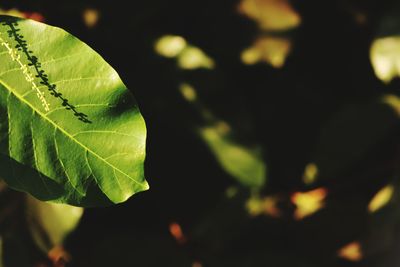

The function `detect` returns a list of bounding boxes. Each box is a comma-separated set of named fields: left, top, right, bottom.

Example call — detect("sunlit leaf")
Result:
left=26, top=195, right=83, bottom=252
left=291, top=188, right=327, bottom=220
left=178, top=46, right=215, bottom=70
left=246, top=195, right=264, bottom=216
left=382, top=94, right=400, bottom=117
left=178, top=82, right=266, bottom=188
left=338, top=241, right=363, bottom=262
left=154, top=35, right=188, bottom=58
left=370, top=36, right=400, bottom=83
left=302, top=163, right=318, bottom=185
left=179, top=83, right=197, bottom=102
left=246, top=194, right=281, bottom=217
left=199, top=122, right=266, bottom=188
left=237, top=0, right=301, bottom=31
left=368, top=184, right=394, bottom=213
left=0, top=16, right=148, bottom=206
left=155, top=35, right=214, bottom=70
left=241, top=36, right=291, bottom=68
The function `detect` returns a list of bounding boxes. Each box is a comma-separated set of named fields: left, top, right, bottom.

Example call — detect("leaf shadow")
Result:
left=0, top=153, right=113, bottom=207
left=1, top=17, right=92, bottom=124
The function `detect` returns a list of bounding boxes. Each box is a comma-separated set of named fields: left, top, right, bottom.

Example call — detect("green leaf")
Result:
left=26, top=195, right=84, bottom=252
left=198, top=123, right=266, bottom=188
left=0, top=16, right=148, bottom=206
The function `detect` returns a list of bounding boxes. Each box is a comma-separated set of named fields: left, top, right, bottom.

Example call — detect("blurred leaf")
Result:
left=291, top=188, right=327, bottom=220
left=178, top=46, right=215, bottom=70
left=237, top=0, right=301, bottom=31
left=246, top=194, right=281, bottom=217
left=382, top=94, right=400, bottom=116
left=370, top=36, right=400, bottom=83
left=302, top=163, right=318, bottom=185
left=155, top=35, right=215, bottom=69
left=176, top=81, right=266, bottom=188
left=0, top=16, right=148, bottom=206
left=368, top=184, right=394, bottom=213
left=82, top=8, right=100, bottom=28
left=241, top=36, right=292, bottom=68
left=337, top=241, right=363, bottom=262
left=179, top=83, right=197, bottom=102
left=169, top=222, right=186, bottom=244
left=26, top=195, right=83, bottom=252
left=155, top=35, right=188, bottom=58
left=199, top=123, right=266, bottom=188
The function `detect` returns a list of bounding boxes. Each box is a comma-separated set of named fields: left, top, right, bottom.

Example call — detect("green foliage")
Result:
left=26, top=195, right=84, bottom=252
left=0, top=16, right=148, bottom=207
left=2, top=0, right=400, bottom=266
left=199, top=125, right=266, bottom=188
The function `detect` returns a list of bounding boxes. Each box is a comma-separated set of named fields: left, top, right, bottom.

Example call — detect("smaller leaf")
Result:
left=368, top=185, right=394, bottom=213
left=199, top=122, right=266, bottom=188
left=241, top=36, right=292, bottom=68
left=370, top=36, right=400, bottom=83
left=338, top=241, right=363, bottom=262
left=237, top=0, right=301, bottom=31
left=26, top=195, right=84, bottom=252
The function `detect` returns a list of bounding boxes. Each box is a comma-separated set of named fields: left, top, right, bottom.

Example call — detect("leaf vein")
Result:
left=0, top=79, right=145, bottom=188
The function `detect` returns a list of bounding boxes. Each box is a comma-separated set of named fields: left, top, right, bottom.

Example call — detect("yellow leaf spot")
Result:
left=338, top=242, right=363, bottom=262
left=179, top=83, right=198, bottom=102
left=241, top=37, right=291, bottom=68
left=238, top=0, right=301, bottom=31
left=382, top=94, right=400, bottom=117
left=303, top=163, right=318, bottom=185
left=368, top=184, right=394, bottom=213
left=291, top=188, right=327, bottom=220
left=370, top=36, right=400, bottom=83
left=262, top=196, right=281, bottom=218
left=246, top=195, right=281, bottom=217
left=246, top=196, right=264, bottom=216
left=83, top=8, right=100, bottom=28
left=155, top=35, right=188, bottom=58
left=178, top=46, right=215, bottom=70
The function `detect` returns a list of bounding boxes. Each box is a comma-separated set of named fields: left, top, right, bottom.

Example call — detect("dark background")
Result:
left=2, top=0, right=400, bottom=266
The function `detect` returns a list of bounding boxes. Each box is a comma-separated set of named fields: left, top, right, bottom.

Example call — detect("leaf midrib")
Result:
left=0, top=79, right=144, bottom=187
